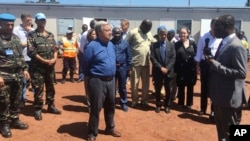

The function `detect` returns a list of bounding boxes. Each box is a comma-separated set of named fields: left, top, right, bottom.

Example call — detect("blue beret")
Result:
left=0, top=13, right=16, bottom=21
left=68, top=25, right=73, bottom=28
left=66, top=30, right=73, bottom=34
left=157, top=25, right=167, bottom=33
left=35, top=13, right=46, bottom=20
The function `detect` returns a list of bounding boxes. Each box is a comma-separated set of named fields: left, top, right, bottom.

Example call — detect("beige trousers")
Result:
left=131, top=66, right=149, bottom=103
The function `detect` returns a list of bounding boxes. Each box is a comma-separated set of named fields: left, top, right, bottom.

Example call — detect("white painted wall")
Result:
left=0, top=4, right=250, bottom=42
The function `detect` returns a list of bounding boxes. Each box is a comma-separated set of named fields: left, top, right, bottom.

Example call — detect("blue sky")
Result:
left=0, top=0, right=247, bottom=7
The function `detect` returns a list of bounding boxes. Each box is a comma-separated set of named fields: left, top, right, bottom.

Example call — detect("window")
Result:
left=108, top=18, right=122, bottom=29
left=176, top=20, right=192, bottom=34
left=234, top=20, right=242, bottom=32
left=57, top=18, right=74, bottom=35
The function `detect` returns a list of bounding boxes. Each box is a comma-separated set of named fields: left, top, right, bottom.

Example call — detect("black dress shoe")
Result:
left=186, top=105, right=192, bottom=109
left=70, top=78, right=75, bottom=83
left=141, top=102, right=149, bottom=109
left=87, top=137, right=96, bottom=141
left=178, top=105, right=184, bottom=109
left=198, top=110, right=206, bottom=115
left=34, top=109, right=42, bottom=121
left=209, top=112, right=215, bottom=122
left=47, top=105, right=61, bottom=114
left=104, top=129, right=121, bottom=137
left=61, top=79, right=66, bottom=84
left=155, top=107, right=161, bottom=113
left=131, top=102, right=137, bottom=108
left=165, top=107, right=170, bottom=113
left=11, top=119, right=28, bottom=130
left=1, top=123, right=12, bottom=138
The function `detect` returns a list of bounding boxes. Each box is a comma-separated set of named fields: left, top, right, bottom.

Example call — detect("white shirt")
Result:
left=194, top=31, right=222, bottom=62
left=218, top=33, right=236, bottom=52
left=77, top=32, right=82, bottom=48
left=170, top=37, right=178, bottom=43
left=122, top=31, right=128, bottom=40
left=79, top=30, right=88, bottom=53
left=13, top=24, right=34, bottom=61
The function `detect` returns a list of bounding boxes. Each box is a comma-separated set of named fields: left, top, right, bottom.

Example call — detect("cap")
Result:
left=157, top=25, right=167, bottom=33
left=35, top=13, right=46, bottom=20
left=0, top=13, right=16, bottom=21
left=168, top=29, right=175, bottom=34
left=66, top=30, right=73, bottom=34
left=68, top=25, right=73, bottom=28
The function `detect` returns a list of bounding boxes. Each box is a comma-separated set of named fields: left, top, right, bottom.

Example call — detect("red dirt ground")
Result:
left=1, top=58, right=250, bottom=141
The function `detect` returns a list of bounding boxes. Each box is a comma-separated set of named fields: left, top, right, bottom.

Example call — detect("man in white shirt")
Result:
left=13, top=13, right=34, bottom=107
left=194, top=18, right=222, bottom=120
left=78, top=19, right=96, bottom=82
left=77, top=24, right=88, bottom=82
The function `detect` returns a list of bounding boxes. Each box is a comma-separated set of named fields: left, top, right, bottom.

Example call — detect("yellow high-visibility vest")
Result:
left=62, top=37, right=78, bottom=58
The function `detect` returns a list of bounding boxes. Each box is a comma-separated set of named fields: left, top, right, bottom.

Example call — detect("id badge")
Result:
left=5, top=49, right=14, bottom=55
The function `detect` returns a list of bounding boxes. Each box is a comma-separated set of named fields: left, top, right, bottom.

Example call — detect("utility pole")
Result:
left=188, top=0, right=191, bottom=6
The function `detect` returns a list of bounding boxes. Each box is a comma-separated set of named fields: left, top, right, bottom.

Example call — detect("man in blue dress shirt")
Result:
left=111, top=27, right=132, bottom=112
left=82, top=21, right=121, bottom=141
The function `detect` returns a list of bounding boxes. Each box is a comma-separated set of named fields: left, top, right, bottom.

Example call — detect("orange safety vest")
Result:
left=62, top=37, right=78, bottom=58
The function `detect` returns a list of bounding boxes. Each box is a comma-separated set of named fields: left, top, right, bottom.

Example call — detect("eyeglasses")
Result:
left=103, top=29, right=111, bottom=32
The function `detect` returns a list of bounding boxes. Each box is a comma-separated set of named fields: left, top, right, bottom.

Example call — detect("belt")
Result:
left=116, top=63, right=124, bottom=67
left=91, top=75, right=114, bottom=81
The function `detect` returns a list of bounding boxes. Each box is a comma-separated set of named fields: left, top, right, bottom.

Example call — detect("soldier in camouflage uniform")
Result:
left=0, top=13, right=29, bottom=138
left=27, top=13, right=61, bottom=121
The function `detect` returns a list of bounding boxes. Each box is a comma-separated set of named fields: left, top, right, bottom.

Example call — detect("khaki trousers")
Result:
left=131, top=66, right=149, bottom=103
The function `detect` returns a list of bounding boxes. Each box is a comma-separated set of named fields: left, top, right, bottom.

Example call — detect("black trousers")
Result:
left=62, top=57, right=76, bottom=78
left=87, top=77, right=116, bottom=138
left=213, top=105, right=242, bottom=141
left=178, top=84, right=193, bottom=107
left=200, top=60, right=214, bottom=112
left=153, top=74, right=172, bottom=107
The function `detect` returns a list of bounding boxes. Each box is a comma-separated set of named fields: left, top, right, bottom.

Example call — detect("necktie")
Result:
left=160, top=42, right=166, bottom=64
left=214, top=41, right=223, bottom=59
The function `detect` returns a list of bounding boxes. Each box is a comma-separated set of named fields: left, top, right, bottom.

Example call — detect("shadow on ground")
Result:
left=57, top=122, right=88, bottom=140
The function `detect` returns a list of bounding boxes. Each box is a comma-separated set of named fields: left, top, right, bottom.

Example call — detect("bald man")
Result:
left=126, top=19, right=157, bottom=108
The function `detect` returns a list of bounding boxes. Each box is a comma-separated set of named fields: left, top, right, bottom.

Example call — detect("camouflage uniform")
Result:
left=0, top=34, right=28, bottom=122
left=27, top=29, right=58, bottom=109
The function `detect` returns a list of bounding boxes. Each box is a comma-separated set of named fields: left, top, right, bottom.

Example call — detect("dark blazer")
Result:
left=209, top=36, right=248, bottom=108
left=174, top=40, right=197, bottom=86
left=150, top=40, right=176, bottom=78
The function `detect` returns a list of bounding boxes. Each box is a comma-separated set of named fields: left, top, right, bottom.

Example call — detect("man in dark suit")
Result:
left=205, top=15, right=248, bottom=141
left=150, top=26, right=176, bottom=113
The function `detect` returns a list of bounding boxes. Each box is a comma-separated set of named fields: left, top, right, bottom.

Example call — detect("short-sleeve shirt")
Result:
left=13, top=24, right=34, bottom=61
left=126, top=27, right=157, bottom=66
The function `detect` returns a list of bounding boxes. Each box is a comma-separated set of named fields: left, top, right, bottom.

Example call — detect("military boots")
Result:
left=34, top=108, right=42, bottom=121
left=1, top=122, right=12, bottom=138
left=11, top=118, right=29, bottom=130
left=47, top=104, right=61, bottom=114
